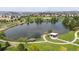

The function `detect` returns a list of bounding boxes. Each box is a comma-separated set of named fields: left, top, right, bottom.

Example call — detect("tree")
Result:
left=0, top=42, right=10, bottom=51
left=0, top=31, right=7, bottom=40
left=48, top=29, right=53, bottom=33
left=62, top=16, right=79, bottom=30
left=68, top=20, right=76, bottom=30
left=63, top=16, right=70, bottom=27
left=5, top=42, right=11, bottom=47
left=17, top=43, right=27, bottom=51
left=35, top=17, right=43, bottom=24
left=50, top=16, right=58, bottom=24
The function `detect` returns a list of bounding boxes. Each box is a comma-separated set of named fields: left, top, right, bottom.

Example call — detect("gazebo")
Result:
left=49, top=33, right=58, bottom=38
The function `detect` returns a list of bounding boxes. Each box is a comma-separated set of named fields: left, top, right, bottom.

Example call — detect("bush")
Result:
left=17, top=43, right=27, bottom=51
left=48, top=30, right=53, bottom=33
left=5, top=42, right=11, bottom=47
left=0, top=42, right=10, bottom=51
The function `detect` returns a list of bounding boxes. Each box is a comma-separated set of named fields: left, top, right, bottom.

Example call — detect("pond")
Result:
left=5, top=21, right=69, bottom=40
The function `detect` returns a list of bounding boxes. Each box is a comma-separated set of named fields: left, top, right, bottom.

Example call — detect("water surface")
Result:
left=5, top=22, right=69, bottom=40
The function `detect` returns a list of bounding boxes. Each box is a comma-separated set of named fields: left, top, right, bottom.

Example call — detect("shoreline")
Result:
left=0, top=22, right=25, bottom=32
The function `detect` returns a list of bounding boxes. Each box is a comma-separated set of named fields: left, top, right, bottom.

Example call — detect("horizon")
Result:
left=0, top=7, right=79, bottom=12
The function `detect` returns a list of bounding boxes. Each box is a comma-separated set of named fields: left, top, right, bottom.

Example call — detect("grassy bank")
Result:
left=78, top=32, right=79, bottom=38
left=59, top=31, right=75, bottom=41
left=46, top=35, right=65, bottom=43
left=6, top=42, right=79, bottom=51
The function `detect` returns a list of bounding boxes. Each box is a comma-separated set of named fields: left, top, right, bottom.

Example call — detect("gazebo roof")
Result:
left=49, top=33, right=58, bottom=35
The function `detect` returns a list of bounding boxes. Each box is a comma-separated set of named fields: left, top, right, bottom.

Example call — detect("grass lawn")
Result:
left=6, top=46, right=18, bottom=51
left=5, top=42, right=79, bottom=51
left=27, top=43, right=79, bottom=51
left=46, top=35, right=65, bottom=43
left=74, top=39, right=79, bottom=44
left=77, top=32, right=79, bottom=38
left=0, top=42, right=6, bottom=47
left=58, top=31, right=75, bottom=41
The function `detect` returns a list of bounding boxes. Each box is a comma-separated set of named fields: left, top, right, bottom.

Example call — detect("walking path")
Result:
left=49, top=30, right=79, bottom=46
left=71, top=31, right=79, bottom=42
left=0, top=30, right=79, bottom=46
left=43, top=34, right=79, bottom=46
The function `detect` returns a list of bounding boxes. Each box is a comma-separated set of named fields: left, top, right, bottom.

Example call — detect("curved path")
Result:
left=71, top=30, right=79, bottom=43
left=0, top=30, right=79, bottom=46
left=48, top=30, right=79, bottom=46
left=43, top=34, right=79, bottom=46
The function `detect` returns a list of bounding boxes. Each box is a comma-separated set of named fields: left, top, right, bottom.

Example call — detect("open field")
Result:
left=6, top=43, right=79, bottom=51
left=59, top=31, right=75, bottom=41
left=78, top=32, right=79, bottom=38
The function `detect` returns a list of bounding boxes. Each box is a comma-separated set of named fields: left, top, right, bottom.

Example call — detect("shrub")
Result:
left=17, top=43, right=27, bottom=51
left=5, top=42, right=11, bottom=47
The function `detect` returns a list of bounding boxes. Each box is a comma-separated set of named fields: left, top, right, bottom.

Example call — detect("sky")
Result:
left=0, top=7, right=79, bottom=12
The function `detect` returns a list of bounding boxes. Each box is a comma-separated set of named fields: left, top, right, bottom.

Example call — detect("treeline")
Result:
left=63, top=16, right=79, bottom=30
left=0, top=16, right=59, bottom=25
left=20, top=16, right=58, bottom=24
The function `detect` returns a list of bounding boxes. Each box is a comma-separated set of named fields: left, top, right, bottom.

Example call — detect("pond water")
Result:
left=5, top=21, right=69, bottom=40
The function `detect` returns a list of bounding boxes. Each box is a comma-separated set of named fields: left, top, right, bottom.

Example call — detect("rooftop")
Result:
left=49, top=33, right=58, bottom=35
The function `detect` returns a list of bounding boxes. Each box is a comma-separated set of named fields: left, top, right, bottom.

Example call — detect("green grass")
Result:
left=46, top=35, right=65, bottom=43
left=0, top=42, right=6, bottom=47
left=74, top=39, right=79, bottom=44
left=59, top=31, right=75, bottom=41
left=6, top=46, right=18, bottom=51
left=5, top=42, right=79, bottom=51
left=77, top=32, right=79, bottom=38
left=27, top=43, right=79, bottom=51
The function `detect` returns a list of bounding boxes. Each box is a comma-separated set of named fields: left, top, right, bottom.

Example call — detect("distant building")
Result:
left=43, top=17, right=51, bottom=20
left=0, top=15, right=21, bottom=21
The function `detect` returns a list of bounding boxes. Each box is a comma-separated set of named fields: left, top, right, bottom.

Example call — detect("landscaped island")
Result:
left=0, top=11, right=79, bottom=51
